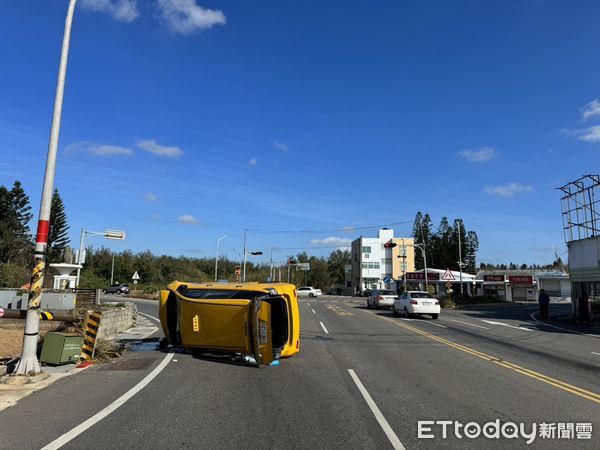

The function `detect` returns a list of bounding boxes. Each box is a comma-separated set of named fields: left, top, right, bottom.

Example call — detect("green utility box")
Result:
left=40, top=332, right=84, bottom=365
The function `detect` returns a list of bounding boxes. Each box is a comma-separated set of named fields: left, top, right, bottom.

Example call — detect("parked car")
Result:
left=159, top=281, right=300, bottom=365
left=296, top=286, right=322, bottom=298
left=366, top=289, right=397, bottom=309
left=104, top=283, right=130, bottom=294
left=393, top=291, right=440, bottom=319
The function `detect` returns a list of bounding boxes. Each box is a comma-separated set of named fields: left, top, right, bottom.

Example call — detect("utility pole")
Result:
left=457, top=220, right=464, bottom=295
left=242, top=229, right=248, bottom=282
left=419, top=219, right=429, bottom=288
left=15, top=0, right=77, bottom=376
left=110, top=252, right=115, bottom=285
left=402, top=239, right=407, bottom=291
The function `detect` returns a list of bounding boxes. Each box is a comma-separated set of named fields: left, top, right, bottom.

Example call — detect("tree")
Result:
left=47, top=189, right=70, bottom=263
left=328, top=249, right=351, bottom=285
left=433, top=217, right=453, bottom=269
left=412, top=212, right=433, bottom=269
left=465, top=231, right=479, bottom=273
left=0, top=181, right=33, bottom=264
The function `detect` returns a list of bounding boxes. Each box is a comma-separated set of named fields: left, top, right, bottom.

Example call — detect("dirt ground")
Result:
left=0, top=329, right=23, bottom=358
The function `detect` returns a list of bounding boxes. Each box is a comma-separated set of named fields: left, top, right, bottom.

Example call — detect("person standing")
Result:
left=538, top=288, right=550, bottom=321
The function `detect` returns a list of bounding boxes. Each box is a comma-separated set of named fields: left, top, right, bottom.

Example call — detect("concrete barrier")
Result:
left=96, top=302, right=137, bottom=340
left=0, top=290, right=77, bottom=310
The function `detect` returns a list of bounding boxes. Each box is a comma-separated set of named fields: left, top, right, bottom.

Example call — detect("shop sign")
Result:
left=406, top=272, right=440, bottom=280
left=509, top=275, right=533, bottom=285
left=484, top=275, right=505, bottom=282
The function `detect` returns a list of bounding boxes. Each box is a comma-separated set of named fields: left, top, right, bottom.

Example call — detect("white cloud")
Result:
left=310, top=237, right=352, bottom=247
left=157, top=0, right=226, bottom=35
left=484, top=183, right=532, bottom=198
left=177, top=214, right=199, bottom=224
left=65, top=141, right=133, bottom=156
left=81, top=0, right=140, bottom=22
left=137, top=139, right=183, bottom=158
left=581, top=99, right=600, bottom=121
left=249, top=158, right=257, bottom=166
left=458, top=147, right=496, bottom=162
left=271, top=140, right=289, bottom=152
left=145, top=192, right=158, bottom=202
left=576, top=125, right=600, bottom=143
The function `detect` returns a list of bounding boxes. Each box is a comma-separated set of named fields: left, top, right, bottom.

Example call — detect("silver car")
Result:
left=366, top=289, right=397, bottom=309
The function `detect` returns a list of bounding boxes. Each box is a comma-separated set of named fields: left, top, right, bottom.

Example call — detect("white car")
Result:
left=297, top=286, right=322, bottom=298
left=393, top=291, right=440, bottom=319
left=367, top=289, right=397, bottom=309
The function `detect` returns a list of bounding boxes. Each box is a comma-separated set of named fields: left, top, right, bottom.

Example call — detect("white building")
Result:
left=350, top=228, right=414, bottom=294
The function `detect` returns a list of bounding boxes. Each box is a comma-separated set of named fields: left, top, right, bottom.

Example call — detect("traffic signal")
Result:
left=383, top=242, right=397, bottom=248
left=288, top=258, right=296, bottom=265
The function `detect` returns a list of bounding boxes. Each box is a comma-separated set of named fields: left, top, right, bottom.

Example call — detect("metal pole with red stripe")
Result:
left=15, top=0, right=77, bottom=376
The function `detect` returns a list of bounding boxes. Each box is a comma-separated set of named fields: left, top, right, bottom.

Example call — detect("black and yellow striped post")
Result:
left=81, top=310, right=102, bottom=361
left=39, top=311, right=54, bottom=320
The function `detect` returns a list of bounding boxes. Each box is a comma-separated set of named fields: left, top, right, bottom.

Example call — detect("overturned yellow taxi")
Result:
left=159, top=281, right=300, bottom=366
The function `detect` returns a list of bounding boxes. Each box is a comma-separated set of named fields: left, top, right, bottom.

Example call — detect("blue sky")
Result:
left=1, top=0, right=600, bottom=266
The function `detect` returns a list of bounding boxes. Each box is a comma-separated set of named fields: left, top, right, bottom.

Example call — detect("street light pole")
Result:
left=15, top=0, right=77, bottom=376
left=214, top=234, right=227, bottom=281
left=76, top=228, right=126, bottom=287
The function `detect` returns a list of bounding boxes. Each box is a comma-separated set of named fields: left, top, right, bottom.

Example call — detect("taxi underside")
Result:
left=161, top=285, right=289, bottom=366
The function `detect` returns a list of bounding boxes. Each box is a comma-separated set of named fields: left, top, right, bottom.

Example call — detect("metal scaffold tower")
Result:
left=558, top=174, right=600, bottom=242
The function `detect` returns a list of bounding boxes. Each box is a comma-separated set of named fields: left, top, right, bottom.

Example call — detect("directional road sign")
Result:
left=441, top=269, right=455, bottom=281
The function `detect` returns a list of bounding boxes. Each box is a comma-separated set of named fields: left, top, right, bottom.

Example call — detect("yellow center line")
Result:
left=364, top=310, right=600, bottom=404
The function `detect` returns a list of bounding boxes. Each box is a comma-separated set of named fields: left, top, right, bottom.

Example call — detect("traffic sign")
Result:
left=445, top=281, right=452, bottom=289
left=441, top=269, right=455, bottom=281
left=383, top=276, right=391, bottom=283
left=132, top=271, right=140, bottom=281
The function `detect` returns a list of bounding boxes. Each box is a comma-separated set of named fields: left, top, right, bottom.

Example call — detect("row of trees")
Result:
left=78, top=247, right=352, bottom=291
left=411, top=212, right=479, bottom=274
left=0, top=180, right=70, bottom=287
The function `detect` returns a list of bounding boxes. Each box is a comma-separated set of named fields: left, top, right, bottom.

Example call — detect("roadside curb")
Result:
left=529, top=311, right=600, bottom=338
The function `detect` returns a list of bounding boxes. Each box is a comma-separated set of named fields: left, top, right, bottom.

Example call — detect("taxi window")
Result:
left=179, top=288, right=265, bottom=300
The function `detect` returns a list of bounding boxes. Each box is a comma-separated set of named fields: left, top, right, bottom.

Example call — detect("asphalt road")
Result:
left=0, top=296, right=598, bottom=449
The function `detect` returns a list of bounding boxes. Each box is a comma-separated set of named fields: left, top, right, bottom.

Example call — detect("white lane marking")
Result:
left=591, top=352, right=600, bottom=356
left=138, top=312, right=161, bottom=323
left=319, top=321, right=329, bottom=334
left=307, top=303, right=311, bottom=307
left=529, top=312, right=600, bottom=338
left=348, top=369, right=406, bottom=450
left=481, top=319, right=534, bottom=332
left=42, top=352, right=174, bottom=450
left=451, top=319, right=489, bottom=330
left=418, top=320, right=447, bottom=328
left=399, top=318, right=412, bottom=321
left=311, top=309, right=316, bottom=314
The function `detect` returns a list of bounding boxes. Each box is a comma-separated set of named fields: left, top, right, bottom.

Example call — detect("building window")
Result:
left=364, top=253, right=370, bottom=259
left=362, top=246, right=371, bottom=253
